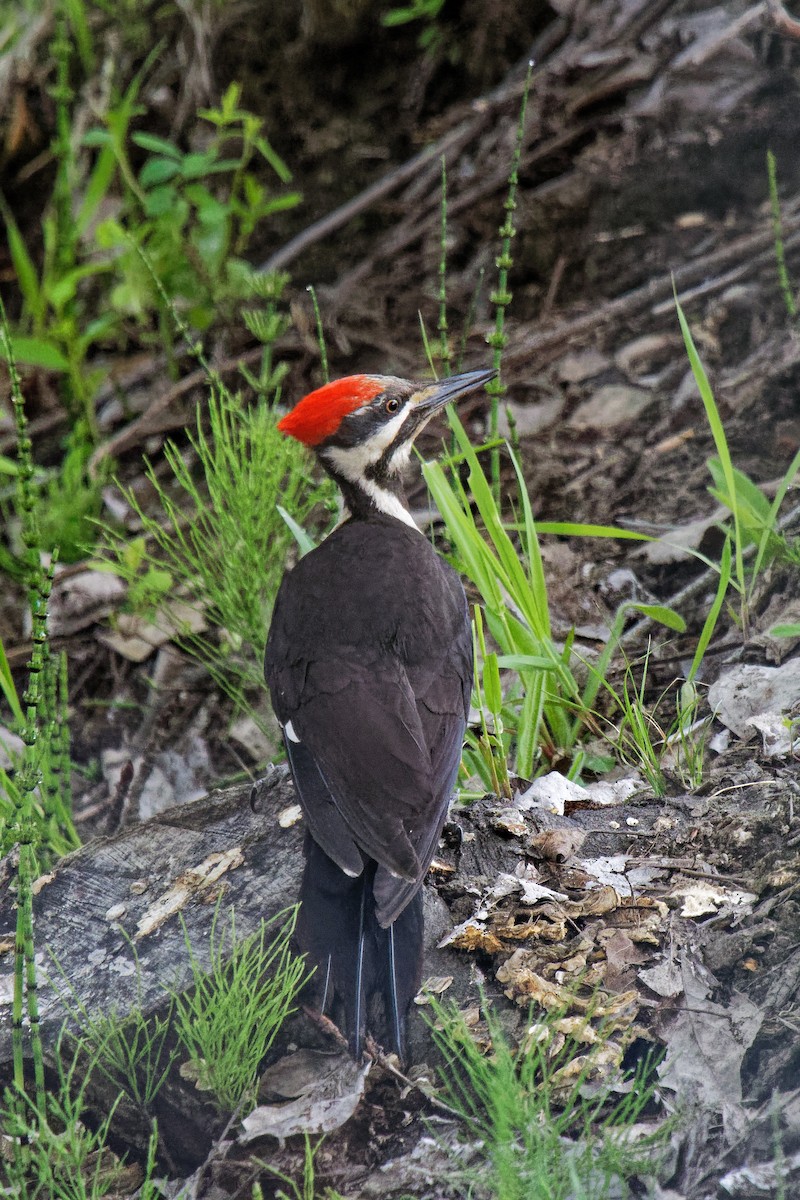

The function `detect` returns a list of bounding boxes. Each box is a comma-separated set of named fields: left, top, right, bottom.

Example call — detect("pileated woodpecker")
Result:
left=265, top=368, right=493, bottom=1057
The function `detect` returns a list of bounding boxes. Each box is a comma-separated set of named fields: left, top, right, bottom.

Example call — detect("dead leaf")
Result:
left=98, top=602, right=207, bottom=663
left=568, top=384, right=653, bottom=430
left=488, top=807, right=528, bottom=837
left=641, top=507, right=727, bottom=565
left=516, top=771, right=585, bottom=814
left=49, top=570, right=126, bottom=637
left=556, top=348, right=611, bottom=383
left=414, top=975, right=453, bottom=1004
left=673, top=882, right=757, bottom=918
left=529, top=828, right=586, bottom=862
left=438, top=920, right=505, bottom=954
left=241, top=1053, right=369, bottom=1141
left=658, top=951, right=763, bottom=1143
left=708, top=660, right=800, bottom=739
left=719, top=1151, right=800, bottom=1196
left=278, top=804, right=303, bottom=828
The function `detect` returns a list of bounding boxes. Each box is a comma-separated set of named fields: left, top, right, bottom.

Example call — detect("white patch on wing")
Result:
left=283, top=720, right=301, bottom=743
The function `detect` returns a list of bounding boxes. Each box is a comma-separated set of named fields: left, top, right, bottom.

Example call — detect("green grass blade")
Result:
left=0, top=193, right=42, bottom=322
left=631, top=604, right=686, bottom=633
left=688, top=536, right=732, bottom=682
left=0, top=636, right=24, bottom=726
left=751, top=444, right=800, bottom=587
left=675, top=291, right=745, bottom=600
left=277, top=505, right=317, bottom=557
left=534, top=521, right=654, bottom=541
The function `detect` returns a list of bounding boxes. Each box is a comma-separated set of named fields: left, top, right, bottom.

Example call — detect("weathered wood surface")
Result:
left=0, top=768, right=503, bottom=1068
left=0, top=768, right=304, bottom=1065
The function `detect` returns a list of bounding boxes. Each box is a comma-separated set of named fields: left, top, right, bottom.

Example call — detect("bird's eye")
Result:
left=384, top=397, right=400, bottom=414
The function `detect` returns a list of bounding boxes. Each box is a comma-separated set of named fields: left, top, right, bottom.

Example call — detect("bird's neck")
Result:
left=327, top=467, right=417, bottom=530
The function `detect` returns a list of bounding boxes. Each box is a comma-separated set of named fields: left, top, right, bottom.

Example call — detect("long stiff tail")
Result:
left=295, top=833, right=424, bottom=1058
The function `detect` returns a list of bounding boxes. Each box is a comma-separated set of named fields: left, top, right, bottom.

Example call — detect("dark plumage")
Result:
left=264, top=369, right=492, bottom=1056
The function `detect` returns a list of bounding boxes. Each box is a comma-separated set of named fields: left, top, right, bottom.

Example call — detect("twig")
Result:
left=87, top=345, right=265, bottom=471
left=258, top=45, right=549, bottom=276
left=504, top=206, right=800, bottom=369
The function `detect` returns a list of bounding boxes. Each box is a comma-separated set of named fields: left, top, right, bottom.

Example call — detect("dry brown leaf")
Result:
left=439, top=920, right=505, bottom=954
left=529, top=827, right=586, bottom=861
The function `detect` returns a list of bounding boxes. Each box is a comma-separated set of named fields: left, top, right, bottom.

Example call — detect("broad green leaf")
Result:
left=0, top=336, right=69, bottom=371
left=77, top=141, right=118, bottom=236
left=46, top=262, right=111, bottom=311
left=534, top=521, right=654, bottom=541
left=483, top=652, right=502, bottom=715
left=254, top=135, right=292, bottom=183
left=751, top=444, right=800, bottom=587
left=139, top=157, right=181, bottom=188
left=131, top=132, right=182, bottom=158
left=277, top=506, right=316, bottom=557
left=628, top=604, right=686, bottom=633
left=0, top=195, right=41, bottom=320
left=770, top=623, right=800, bottom=638
left=82, top=128, right=112, bottom=147
left=0, top=636, right=23, bottom=725
left=496, top=655, right=555, bottom=671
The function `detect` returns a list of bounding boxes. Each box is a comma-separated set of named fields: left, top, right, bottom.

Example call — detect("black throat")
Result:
left=320, top=451, right=412, bottom=524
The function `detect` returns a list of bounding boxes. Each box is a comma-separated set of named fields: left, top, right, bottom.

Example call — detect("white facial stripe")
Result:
left=387, top=440, right=413, bottom=472
left=322, top=404, right=412, bottom=481
left=320, top=399, right=423, bottom=529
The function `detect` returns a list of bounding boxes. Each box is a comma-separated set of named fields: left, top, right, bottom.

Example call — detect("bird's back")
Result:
left=265, top=513, right=472, bottom=1052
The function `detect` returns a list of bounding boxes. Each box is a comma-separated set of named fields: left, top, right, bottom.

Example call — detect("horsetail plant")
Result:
left=767, top=150, right=797, bottom=322
left=486, top=60, right=533, bottom=500
left=1, top=298, right=80, bottom=1123
left=437, top=156, right=453, bottom=378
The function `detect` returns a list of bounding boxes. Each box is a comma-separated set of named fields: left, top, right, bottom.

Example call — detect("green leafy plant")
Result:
left=589, top=644, right=666, bottom=797
left=665, top=679, right=708, bottom=791
left=706, top=455, right=800, bottom=591
left=424, top=415, right=580, bottom=781
left=676, top=293, right=800, bottom=636
left=0, top=7, right=139, bottom=437
left=463, top=606, right=516, bottom=799
left=428, top=997, right=663, bottom=1200
left=240, top=269, right=295, bottom=399
left=485, top=61, right=532, bottom=500
left=425, top=415, right=684, bottom=784
left=93, top=82, right=301, bottom=341
left=255, top=1134, right=331, bottom=1200
left=381, top=0, right=446, bottom=52
left=171, top=904, right=310, bottom=1113
left=0, top=302, right=80, bottom=1142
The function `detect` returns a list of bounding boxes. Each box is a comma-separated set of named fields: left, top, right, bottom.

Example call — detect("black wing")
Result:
left=265, top=519, right=472, bottom=925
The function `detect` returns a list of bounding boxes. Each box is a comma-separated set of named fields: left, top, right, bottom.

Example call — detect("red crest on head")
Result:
left=278, top=376, right=384, bottom=447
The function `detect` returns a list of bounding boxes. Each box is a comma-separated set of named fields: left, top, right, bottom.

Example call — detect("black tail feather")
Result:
left=296, top=833, right=423, bottom=1057
left=352, top=877, right=367, bottom=1057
